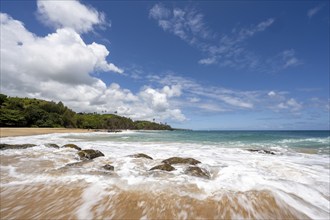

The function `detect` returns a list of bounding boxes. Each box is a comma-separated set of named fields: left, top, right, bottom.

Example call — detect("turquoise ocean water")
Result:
left=67, top=130, right=330, bottom=154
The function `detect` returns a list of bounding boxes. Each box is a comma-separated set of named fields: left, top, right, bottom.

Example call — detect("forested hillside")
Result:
left=0, top=94, right=172, bottom=130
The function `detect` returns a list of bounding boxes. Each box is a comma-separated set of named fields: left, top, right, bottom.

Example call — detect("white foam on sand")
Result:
left=1, top=132, right=329, bottom=219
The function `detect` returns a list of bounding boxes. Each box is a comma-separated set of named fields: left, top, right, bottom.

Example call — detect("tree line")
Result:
left=0, top=94, right=172, bottom=130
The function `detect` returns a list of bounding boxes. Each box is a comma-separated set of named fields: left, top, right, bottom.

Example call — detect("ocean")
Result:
left=1, top=130, right=329, bottom=219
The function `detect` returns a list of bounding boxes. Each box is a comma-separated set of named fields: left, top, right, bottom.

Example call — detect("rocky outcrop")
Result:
left=162, top=157, right=201, bottom=165
left=150, top=164, right=175, bottom=171
left=77, top=149, right=105, bottom=160
left=185, top=166, right=210, bottom=179
left=62, top=144, right=81, bottom=151
left=0, top=144, right=36, bottom=150
left=45, top=143, right=60, bottom=148
left=102, top=164, right=114, bottom=171
left=246, top=149, right=276, bottom=155
left=130, top=153, right=153, bottom=160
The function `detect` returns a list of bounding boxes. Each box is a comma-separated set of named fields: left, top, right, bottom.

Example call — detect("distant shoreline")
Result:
left=0, top=127, right=91, bottom=138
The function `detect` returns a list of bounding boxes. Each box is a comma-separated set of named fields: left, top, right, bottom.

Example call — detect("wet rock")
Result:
left=0, top=144, right=36, bottom=150
left=150, top=164, right=175, bottom=171
left=130, top=153, right=153, bottom=160
left=77, top=149, right=105, bottom=160
left=102, top=164, right=114, bottom=171
left=246, top=149, right=276, bottom=155
left=107, top=130, right=122, bottom=133
left=45, top=143, right=60, bottom=148
left=185, top=166, right=210, bottom=179
left=62, top=144, right=81, bottom=151
left=162, top=157, right=201, bottom=165
left=64, top=160, right=92, bottom=167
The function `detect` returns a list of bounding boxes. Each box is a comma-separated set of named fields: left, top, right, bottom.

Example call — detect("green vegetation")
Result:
left=0, top=94, right=172, bottom=130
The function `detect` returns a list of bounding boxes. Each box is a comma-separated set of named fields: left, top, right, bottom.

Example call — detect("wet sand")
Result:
left=1, top=183, right=308, bottom=219
left=0, top=128, right=91, bottom=138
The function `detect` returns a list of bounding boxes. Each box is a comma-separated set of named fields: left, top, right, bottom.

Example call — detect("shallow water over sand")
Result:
left=1, top=131, right=329, bottom=219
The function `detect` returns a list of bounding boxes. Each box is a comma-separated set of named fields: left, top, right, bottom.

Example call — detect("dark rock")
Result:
left=62, top=144, right=81, bottom=151
left=64, top=160, right=92, bottom=167
left=107, top=130, right=122, bottom=133
left=102, top=164, right=114, bottom=171
left=0, top=144, right=36, bottom=150
left=150, top=164, right=175, bottom=171
left=246, top=149, right=276, bottom=155
left=185, top=166, right=210, bottom=179
left=130, top=153, right=153, bottom=160
left=77, top=149, right=105, bottom=160
left=45, top=143, right=60, bottom=148
left=162, top=157, right=201, bottom=165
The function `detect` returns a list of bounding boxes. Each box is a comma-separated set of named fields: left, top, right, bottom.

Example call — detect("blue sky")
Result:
left=1, top=0, right=329, bottom=130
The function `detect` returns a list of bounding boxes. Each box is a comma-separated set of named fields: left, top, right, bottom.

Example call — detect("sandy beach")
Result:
left=0, top=128, right=91, bottom=138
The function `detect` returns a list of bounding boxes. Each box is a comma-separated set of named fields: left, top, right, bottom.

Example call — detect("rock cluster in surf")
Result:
left=0, top=143, right=275, bottom=179
left=0, top=143, right=211, bottom=178
left=1, top=143, right=276, bottom=179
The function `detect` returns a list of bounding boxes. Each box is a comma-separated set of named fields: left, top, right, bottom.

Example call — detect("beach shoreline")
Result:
left=0, top=127, right=91, bottom=138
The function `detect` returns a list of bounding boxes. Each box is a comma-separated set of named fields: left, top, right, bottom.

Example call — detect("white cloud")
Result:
left=197, top=103, right=227, bottom=112
left=188, top=97, right=200, bottom=103
left=277, top=98, right=302, bottom=112
left=218, top=95, right=254, bottom=109
left=146, top=73, right=309, bottom=115
left=266, top=49, right=302, bottom=72
left=236, top=18, right=275, bottom=41
left=202, top=18, right=275, bottom=69
left=1, top=12, right=185, bottom=123
left=281, top=49, right=302, bottom=69
left=138, top=87, right=185, bottom=121
left=150, top=4, right=301, bottom=73
left=148, top=74, right=256, bottom=111
left=268, top=91, right=276, bottom=97
left=198, top=57, right=216, bottom=65
left=37, top=0, right=107, bottom=33
left=149, top=3, right=170, bottom=20
left=307, top=4, right=325, bottom=19
left=1, top=13, right=122, bottom=88
left=162, top=85, right=182, bottom=97
left=149, top=4, right=213, bottom=44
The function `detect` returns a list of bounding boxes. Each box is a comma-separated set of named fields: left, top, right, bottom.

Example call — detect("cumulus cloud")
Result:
left=1, top=13, right=122, bottom=87
left=138, top=86, right=185, bottom=121
left=1, top=12, right=185, bottom=123
left=36, top=0, right=107, bottom=33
